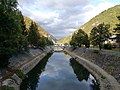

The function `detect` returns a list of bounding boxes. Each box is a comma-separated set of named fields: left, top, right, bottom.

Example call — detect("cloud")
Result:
left=18, top=0, right=119, bottom=39
left=82, top=2, right=115, bottom=22
left=34, top=0, right=90, bottom=10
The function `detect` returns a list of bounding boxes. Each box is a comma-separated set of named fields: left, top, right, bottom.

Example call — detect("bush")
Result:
left=0, top=54, right=11, bottom=67
left=71, top=46, right=77, bottom=51
left=0, top=86, right=14, bottom=90
left=103, top=44, right=112, bottom=50
left=93, top=50, right=100, bottom=54
left=15, top=70, right=25, bottom=80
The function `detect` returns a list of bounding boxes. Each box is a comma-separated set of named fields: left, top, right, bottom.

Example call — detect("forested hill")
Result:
left=24, top=16, right=57, bottom=42
left=59, top=5, right=120, bottom=44
left=24, top=16, right=50, bottom=37
left=80, top=5, right=120, bottom=35
left=0, top=0, right=56, bottom=67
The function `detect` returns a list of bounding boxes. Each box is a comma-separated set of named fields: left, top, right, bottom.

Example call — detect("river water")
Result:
left=20, top=52, right=99, bottom=90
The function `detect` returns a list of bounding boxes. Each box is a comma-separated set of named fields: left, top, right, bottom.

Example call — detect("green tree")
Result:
left=45, top=37, right=54, bottom=46
left=114, top=16, right=120, bottom=48
left=38, top=36, right=53, bottom=48
left=16, top=11, right=29, bottom=51
left=0, top=0, right=28, bottom=67
left=28, top=22, right=53, bottom=48
left=90, top=23, right=111, bottom=50
left=114, top=16, right=120, bottom=33
left=28, top=22, right=41, bottom=47
left=70, top=33, right=77, bottom=47
left=70, top=29, right=90, bottom=48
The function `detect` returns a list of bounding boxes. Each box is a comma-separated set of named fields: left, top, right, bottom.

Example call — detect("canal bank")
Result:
left=64, top=47, right=120, bottom=90
left=20, top=52, right=99, bottom=90
left=0, top=47, right=52, bottom=90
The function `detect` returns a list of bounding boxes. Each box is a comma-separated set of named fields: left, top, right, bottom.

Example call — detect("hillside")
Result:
left=58, top=35, right=72, bottom=44
left=24, top=16, right=57, bottom=42
left=59, top=5, right=120, bottom=44
left=24, top=16, right=49, bottom=37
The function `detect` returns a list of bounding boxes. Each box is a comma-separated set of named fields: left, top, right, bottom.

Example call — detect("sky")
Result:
left=18, top=0, right=120, bottom=39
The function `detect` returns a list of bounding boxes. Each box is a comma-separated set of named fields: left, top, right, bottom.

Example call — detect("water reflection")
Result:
left=70, top=58, right=99, bottom=90
left=20, top=53, right=53, bottom=90
left=20, top=52, right=99, bottom=90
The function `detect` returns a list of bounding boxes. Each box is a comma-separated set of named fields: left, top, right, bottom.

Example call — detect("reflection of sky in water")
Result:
left=35, top=52, right=95, bottom=90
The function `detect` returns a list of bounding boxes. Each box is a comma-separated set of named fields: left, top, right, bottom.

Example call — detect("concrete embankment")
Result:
left=64, top=47, right=120, bottom=90
left=0, top=47, right=52, bottom=90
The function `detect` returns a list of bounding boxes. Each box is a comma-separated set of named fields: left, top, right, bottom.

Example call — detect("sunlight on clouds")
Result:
left=18, top=0, right=119, bottom=39
left=31, top=11, right=59, bottom=22
left=83, top=2, right=115, bottom=22
left=35, top=0, right=89, bottom=9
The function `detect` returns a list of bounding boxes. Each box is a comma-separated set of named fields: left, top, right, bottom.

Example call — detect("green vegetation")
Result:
left=92, top=50, right=100, bottom=54
left=0, top=0, right=28, bottom=67
left=28, top=22, right=53, bottom=48
left=80, top=5, right=120, bottom=35
left=28, top=22, right=41, bottom=47
left=15, top=70, right=25, bottom=80
left=58, top=35, right=72, bottom=44
left=24, top=16, right=49, bottom=37
left=114, top=16, right=120, bottom=33
left=67, top=24, right=111, bottom=50
left=90, top=23, right=111, bottom=50
left=103, top=43, right=112, bottom=50
left=70, top=29, right=90, bottom=48
left=59, top=5, right=120, bottom=44
left=0, top=0, right=53, bottom=67
left=70, top=23, right=112, bottom=50
left=114, top=16, right=120, bottom=48
left=24, top=17, right=54, bottom=48
left=0, top=86, right=14, bottom=90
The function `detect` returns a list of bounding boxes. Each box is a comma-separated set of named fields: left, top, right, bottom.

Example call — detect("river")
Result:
left=20, top=52, right=99, bottom=90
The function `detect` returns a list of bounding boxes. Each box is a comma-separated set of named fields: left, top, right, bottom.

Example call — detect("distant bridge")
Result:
left=52, top=45, right=64, bottom=52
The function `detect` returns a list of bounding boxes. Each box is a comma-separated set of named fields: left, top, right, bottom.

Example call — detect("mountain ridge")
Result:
left=24, top=16, right=57, bottom=42
left=58, top=4, right=120, bottom=44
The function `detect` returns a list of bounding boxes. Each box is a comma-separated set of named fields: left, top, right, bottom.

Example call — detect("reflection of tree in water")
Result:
left=90, top=79, right=100, bottom=90
left=70, top=58, right=100, bottom=90
left=20, top=53, right=53, bottom=90
left=70, top=58, right=90, bottom=81
left=64, top=51, right=68, bottom=55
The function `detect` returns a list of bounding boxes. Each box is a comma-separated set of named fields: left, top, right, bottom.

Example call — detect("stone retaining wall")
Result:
left=1, top=47, right=52, bottom=90
left=64, top=47, right=120, bottom=90
left=66, top=47, right=120, bottom=83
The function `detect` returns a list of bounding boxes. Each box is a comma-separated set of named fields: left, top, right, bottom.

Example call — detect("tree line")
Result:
left=70, top=17, right=120, bottom=50
left=0, top=0, right=53, bottom=67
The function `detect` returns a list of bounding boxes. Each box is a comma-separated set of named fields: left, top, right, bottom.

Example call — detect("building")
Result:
left=104, top=34, right=120, bottom=48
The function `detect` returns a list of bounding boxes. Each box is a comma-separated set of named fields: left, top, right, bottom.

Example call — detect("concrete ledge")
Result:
left=65, top=49, right=120, bottom=90
left=20, top=53, right=46, bottom=74
left=1, top=47, right=52, bottom=90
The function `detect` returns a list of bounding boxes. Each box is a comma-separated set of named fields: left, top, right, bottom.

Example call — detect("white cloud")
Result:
left=34, top=0, right=89, bottom=10
left=31, top=11, right=59, bottom=24
left=83, top=2, right=115, bottom=22
left=18, top=0, right=119, bottom=39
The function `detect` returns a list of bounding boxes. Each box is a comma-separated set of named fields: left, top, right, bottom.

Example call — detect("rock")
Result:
left=2, top=79, right=15, bottom=86
left=11, top=74, right=22, bottom=85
